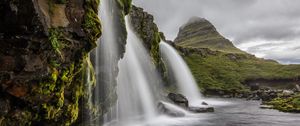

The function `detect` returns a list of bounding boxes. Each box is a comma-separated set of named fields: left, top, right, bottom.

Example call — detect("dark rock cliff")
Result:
left=0, top=0, right=101, bottom=125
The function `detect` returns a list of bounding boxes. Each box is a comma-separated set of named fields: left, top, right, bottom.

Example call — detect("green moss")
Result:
left=10, top=0, right=102, bottom=125
left=65, top=104, right=79, bottom=125
left=49, top=28, right=63, bottom=57
left=1, top=111, right=33, bottom=126
left=83, top=1, right=102, bottom=50
left=38, top=68, right=59, bottom=95
left=266, top=94, right=300, bottom=112
left=118, top=0, right=132, bottom=15
left=150, top=31, right=161, bottom=66
left=42, top=103, right=62, bottom=120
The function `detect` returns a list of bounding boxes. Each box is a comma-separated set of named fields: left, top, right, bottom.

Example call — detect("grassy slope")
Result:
left=182, top=49, right=300, bottom=93
left=175, top=19, right=245, bottom=54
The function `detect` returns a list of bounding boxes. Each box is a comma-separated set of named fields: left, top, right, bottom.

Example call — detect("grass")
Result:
left=183, top=50, right=300, bottom=93
left=266, top=94, right=300, bottom=112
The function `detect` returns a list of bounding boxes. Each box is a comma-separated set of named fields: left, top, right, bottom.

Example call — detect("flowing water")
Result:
left=159, top=42, right=202, bottom=106
left=164, top=98, right=300, bottom=126
left=117, top=16, right=158, bottom=122
left=93, top=0, right=119, bottom=124
left=96, top=1, right=300, bottom=126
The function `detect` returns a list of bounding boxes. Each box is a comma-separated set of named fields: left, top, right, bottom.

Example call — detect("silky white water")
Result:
left=112, top=17, right=158, bottom=125
left=95, top=0, right=119, bottom=124
left=159, top=42, right=202, bottom=106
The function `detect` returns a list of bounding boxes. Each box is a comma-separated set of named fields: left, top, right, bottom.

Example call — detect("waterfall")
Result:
left=115, top=16, right=159, bottom=125
left=93, top=0, right=119, bottom=124
left=97, top=0, right=203, bottom=125
left=159, top=42, right=202, bottom=106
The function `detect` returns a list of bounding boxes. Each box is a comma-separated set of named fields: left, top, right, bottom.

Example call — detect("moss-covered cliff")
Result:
left=129, top=5, right=161, bottom=66
left=0, top=0, right=101, bottom=125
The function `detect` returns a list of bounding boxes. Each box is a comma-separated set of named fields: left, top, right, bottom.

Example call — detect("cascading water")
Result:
left=159, top=42, right=202, bottom=106
left=97, top=1, right=205, bottom=125
left=93, top=0, right=119, bottom=124
left=114, top=17, right=159, bottom=125
left=104, top=18, right=201, bottom=126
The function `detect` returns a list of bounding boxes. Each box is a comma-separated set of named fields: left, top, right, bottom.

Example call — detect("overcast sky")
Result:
left=133, top=0, right=300, bottom=64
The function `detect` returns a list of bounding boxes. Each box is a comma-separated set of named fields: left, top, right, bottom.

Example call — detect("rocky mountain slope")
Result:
left=174, top=17, right=300, bottom=95
left=174, top=17, right=244, bottom=53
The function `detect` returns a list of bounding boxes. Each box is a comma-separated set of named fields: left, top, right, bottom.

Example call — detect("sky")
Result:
left=133, top=0, right=300, bottom=64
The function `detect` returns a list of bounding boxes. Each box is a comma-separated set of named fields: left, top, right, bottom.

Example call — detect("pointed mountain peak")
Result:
left=175, top=17, right=244, bottom=53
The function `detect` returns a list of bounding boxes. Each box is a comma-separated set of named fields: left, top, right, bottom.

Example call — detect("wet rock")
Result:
left=260, top=105, right=273, bottom=109
left=0, top=56, right=15, bottom=71
left=261, top=90, right=278, bottom=102
left=157, top=102, right=185, bottom=117
left=282, top=90, right=294, bottom=97
left=250, top=83, right=260, bottom=91
left=167, top=93, right=189, bottom=108
left=7, top=84, right=28, bottom=98
left=0, top=98, right=10, bottom=115
left=202, top=102, right=208, bottom=105
left=188, top=107, right=214, bottom=113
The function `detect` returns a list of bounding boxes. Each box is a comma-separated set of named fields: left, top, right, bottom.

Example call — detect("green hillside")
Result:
left=174, top=17, right=300, bottom=94
left=174, top=17, right=245, bottom=54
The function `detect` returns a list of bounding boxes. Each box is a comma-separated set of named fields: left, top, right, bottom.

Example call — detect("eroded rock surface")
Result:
left=0, top=0, right=101, bottom=125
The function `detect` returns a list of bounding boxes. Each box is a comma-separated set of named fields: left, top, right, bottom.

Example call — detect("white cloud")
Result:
left=133, top=0, right=300, bottom=64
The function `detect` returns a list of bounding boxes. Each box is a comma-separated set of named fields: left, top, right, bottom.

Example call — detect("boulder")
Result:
left=250, top=83, right=260, bottom=91
left=157, top=102, right=185, bottom=117
left=202, top=102, right=208, bottom=105
left=282, top=90, right=294, bottom=97
left=295, top=84, right=300, bottom=92
left=188, top=107, right=214, bottom=113
left=167, top=93, right=189, bottom=108
left=260, top=105, right=273, bottom=109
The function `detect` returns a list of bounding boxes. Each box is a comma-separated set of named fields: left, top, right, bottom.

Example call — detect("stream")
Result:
left=152, top=98, right=300, bottom=126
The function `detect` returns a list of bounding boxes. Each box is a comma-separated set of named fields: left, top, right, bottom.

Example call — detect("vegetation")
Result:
left=182, top=47, right=300, bottom=94
left=83, top=0, right=102, bottom=50
left=173, top=17, right=300, bottom=95
left=118, top=0, right=133, bottom=15
left=265, top=93, right=300, bottom=112
left=49, top=28, right=63, bottom=57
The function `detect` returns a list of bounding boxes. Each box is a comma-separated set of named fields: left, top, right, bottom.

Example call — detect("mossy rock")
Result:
left=118, top=0, right=132, bottom=15
left=266, top=94, right=300, bottom=113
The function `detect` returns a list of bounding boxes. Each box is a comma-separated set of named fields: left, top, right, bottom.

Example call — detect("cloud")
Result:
left=133, top=0, right=300, bottom=64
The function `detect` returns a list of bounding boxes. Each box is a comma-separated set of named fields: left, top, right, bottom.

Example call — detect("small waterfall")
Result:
left=159, top=42, right=202, bottom=106
left=93, top=0, right=119, bottom=124
left=115, top=17, right=158, bottom=125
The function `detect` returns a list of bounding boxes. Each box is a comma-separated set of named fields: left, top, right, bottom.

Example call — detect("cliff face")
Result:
left=0, top=0, right=100, bottom=125
left=129, top=5, right=161, bottom=65
left=174, top=17, right=300, bottom=94
left=174, top=17, right=244, bottom=54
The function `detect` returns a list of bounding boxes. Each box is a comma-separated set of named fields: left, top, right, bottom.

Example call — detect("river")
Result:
left=142, top=98, right=300, bottom=126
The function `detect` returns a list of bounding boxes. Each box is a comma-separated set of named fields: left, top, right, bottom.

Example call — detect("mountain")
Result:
left=174, top=17, right=244, bottom=53
left=174, top=17, right=300, bottom=94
